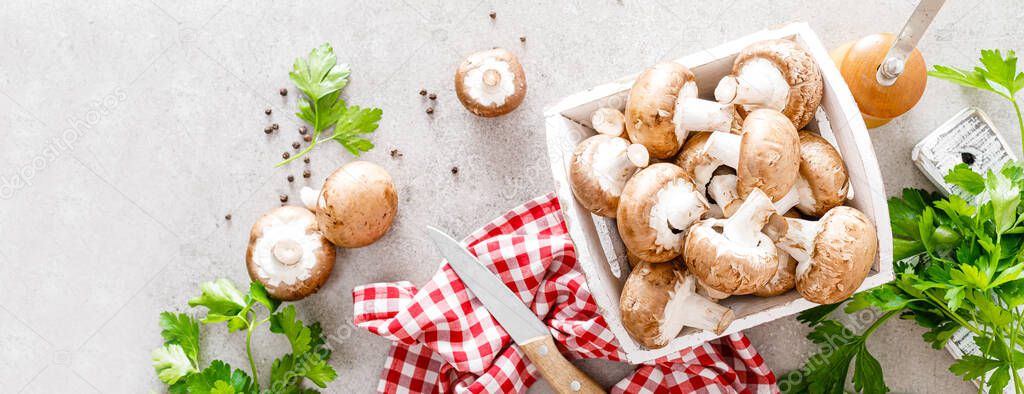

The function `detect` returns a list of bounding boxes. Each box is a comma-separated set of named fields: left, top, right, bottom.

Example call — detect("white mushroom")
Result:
left=772, top=131, right=851, bottom=217
left=714, top=39, right=824, bottom=129
left=246, top=206, right=336, bottom=301
left=683, top=188, right=779, bottom=295
left=592, top=108, right=626, bottom=137
left=767, top=206, right=878, bottom=304
left=569, top=134, right=649, bottom=217
left=454, top=48, right=527, bottom=117
left=617, top=163, right=708, bottom=262
left=625, top=62, right=736, bottom=159
left=620, top=260, right=735, bottom=349
left=684, top=109, right=800, bottom=201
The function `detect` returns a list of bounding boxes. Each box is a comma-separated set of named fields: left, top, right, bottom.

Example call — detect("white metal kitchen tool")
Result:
left=426, top=226, right=604, bottom=394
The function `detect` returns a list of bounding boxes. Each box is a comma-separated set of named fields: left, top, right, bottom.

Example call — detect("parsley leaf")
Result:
left=152, top=344, right=199, bottom=385
left=159, top=312, right=200, bottom=367
left=944, top=164, right=986, bottom=195
left=270, top=305, right=313, bottom=355
left=188, top=279, right=247, bottom=320
left=929, top=49, right=1023, bottom=100
left=277, top=43, right=382, bottom=167
left=247, top=281, right=280, bottom=314
left=185, top=360, right=254, bottom=394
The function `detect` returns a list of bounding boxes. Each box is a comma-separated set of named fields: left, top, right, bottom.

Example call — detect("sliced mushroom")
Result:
left=246, top=206, right=336, bottom=301
left=773, top=131, right=850, bottom=217
left=620, top=260, right=735, bottom=349
left=617, top=163, right=708, bottom=262
left=312, top=161, right=398, bottom=248
left=714, top=39, right=823, bottom=129
left=569, top=134, right=649, bottom=217
left=592, top=108, right=626, bottom=137
left=683, top=188, right=779, bottom=295
left=454, top=48, right=526, bottom=117
left=625, top=62, right=735, bottom=159
left=769, top=206, right=878, bottom=304
left=689, top=109, right=800, bottom=200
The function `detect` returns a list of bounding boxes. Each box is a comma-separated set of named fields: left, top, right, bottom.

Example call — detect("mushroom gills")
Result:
left=660, top=274, right=734, bottom=342
left=649, top=179, right=708, bottom=249
left=464, top=57, right=516, bottom=106
left=715, top=58, right=790, bottom=111
left=253, top=217, right=324, bottom=286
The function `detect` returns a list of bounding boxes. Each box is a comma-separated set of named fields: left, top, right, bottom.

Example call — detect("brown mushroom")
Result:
left=683, top=188, right=779, bottom=295
left=246, top=206, right=336, bottom=301
left=454, top=48, right=527, bottom=117
left=617, top=163, right=708, bottom=262
left=689, top=109, right=800, bottom=201
left=592, top=107, right=626, bottom=137
left=773, top=131, right=850, bottom=217
left=569, top=134, right=649, bottom=217
left=714, top=39, right=823, bottom=129
left=309, top=161, right=398, bottom=248
left=769, top=206, right=878, bottom=304
left=625, top=62, right=736, bottom=159
left=620, top=260, right=734, bottom=349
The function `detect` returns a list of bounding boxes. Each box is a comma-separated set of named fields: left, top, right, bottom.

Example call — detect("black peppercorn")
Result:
left=451, top=166, right=459, bottom=174
left=292, top=141, right=301, bottom=149
left=419, top=89, right=427, bottom=96
left=279, top=194, right=288, bottom=202
left=264, top=126, right=273, bottom=134
left=287, top=175, right=294, bottom=182
left=428, top=93, right=437, bottom=100
left=489, top=11, right=496, bottom=19
left=224, top=213, right=232, bottom=220
left=426, top=107, right=434, bottom=114
left=264, top=108, right=272, bottom=115
left=303, top=134, right=312, bottom=142
left=961, top=152, right=976, bottom=165
left=302, top=170, right=311, bottom=178
left=303, top=157, right=310, bottom=164
left=282, top=152, right=290, bottom=159
left=272, top=123, right=279, bottom=130
left=299, top=125, right=308, bottom=135
left=519, top=36, right=526, bottom=43
left=279, top=88, right=288, bottom=96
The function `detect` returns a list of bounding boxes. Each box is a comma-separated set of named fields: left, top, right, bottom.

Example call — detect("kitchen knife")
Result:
left=426, top=226, right=604, bottom=394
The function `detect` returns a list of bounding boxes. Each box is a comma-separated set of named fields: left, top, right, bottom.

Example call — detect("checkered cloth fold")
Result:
left=353, top=193, right=777, bottom=393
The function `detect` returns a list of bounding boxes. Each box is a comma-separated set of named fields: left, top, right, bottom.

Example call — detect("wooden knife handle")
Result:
left=519, top=335, right=604, bottom=394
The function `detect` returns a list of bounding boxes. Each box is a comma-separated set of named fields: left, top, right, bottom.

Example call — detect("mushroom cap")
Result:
left=617, top=163, right=707, bottom=262
left=736, top=109, right=800, bottom=201
left=796, top=206, right=878, bottom=304
left=569, top=134, right=634, bottom=217
left=246, top=206, right=336, bottom=301
left=316, top=161, right=398, bottom=248
left=454, top=48, right=527, bottom=117
left=625, top=62, right=696, bottom=159
left=683, top=218, right=779, bottom=295
left=673, top=131, right=713, bottom=182
left=733, top=39, right=823, bottom=129
left=753, top=210, right=801, bottom=297
left=796, top=131, right=849, bottom=217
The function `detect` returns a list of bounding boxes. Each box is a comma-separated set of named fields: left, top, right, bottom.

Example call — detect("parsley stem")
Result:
left=1013, top=99, right=1023, bottom=160
left=276, top=139, right=318, bottom=167
left=246, top=319, right=259, bottom=384
left=864, top=310, right=899, bottom=338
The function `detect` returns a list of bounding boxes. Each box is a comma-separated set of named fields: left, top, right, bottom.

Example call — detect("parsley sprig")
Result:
left=151, top=279, right=338, bottom=393
left=781, top=49, right=1024, bottom=394
left=276, top=43, right=382, bottom=167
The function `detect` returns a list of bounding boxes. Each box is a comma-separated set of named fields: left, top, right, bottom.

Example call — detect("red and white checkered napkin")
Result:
left=353, top=193, right=778, bottom=393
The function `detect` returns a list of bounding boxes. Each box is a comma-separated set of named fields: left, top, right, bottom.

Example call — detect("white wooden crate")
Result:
left=543, top=23, right=893, bottom=364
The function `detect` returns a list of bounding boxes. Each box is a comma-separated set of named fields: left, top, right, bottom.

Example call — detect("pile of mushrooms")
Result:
left=248, top=161, right=398, bottom=301
left=567, top=39, right=879, bottom=349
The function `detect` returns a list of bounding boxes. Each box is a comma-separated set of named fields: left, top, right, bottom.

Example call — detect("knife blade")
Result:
left=426, top=226, right=604, bottom=394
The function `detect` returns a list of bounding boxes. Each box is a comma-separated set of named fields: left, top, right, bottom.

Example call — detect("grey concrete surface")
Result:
left=1, top=1, right=1020, bottom=392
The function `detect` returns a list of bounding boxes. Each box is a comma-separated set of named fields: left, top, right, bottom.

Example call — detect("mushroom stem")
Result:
left=272, top=239, right=304, bottom=266
left=483, top=69, right=501, bottom=88
left=649, top=179, right=707, bottom=249
left=661, top=274, right=734, bottom=339
left=591, top=140, right=648, bottom=195
left=592, top=108, right=626, bottom=137
left=693, top=132, right=742, bottom=190
left=300, top=187, right=320, bottom=211
left=772, top=216, right=818, bottom=269
left=673, top=98, right=735, bottom=137
left=714, top=59, right=790, bottom=110
left=707, top=174, right=741, bottom=217
left=773, top=185, right=801, bottom=214
left=722, top=188, right=775, bottom=247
